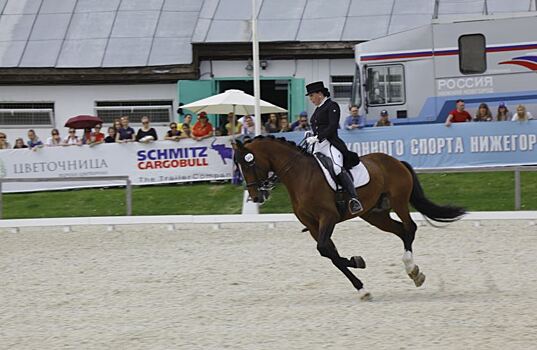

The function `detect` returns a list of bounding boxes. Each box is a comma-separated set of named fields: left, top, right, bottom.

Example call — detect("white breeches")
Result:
left=313, top=139, right=343, bottom=175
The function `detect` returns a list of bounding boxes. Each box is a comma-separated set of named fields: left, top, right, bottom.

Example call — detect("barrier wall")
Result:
left=1, top=121, right=536, bottom=193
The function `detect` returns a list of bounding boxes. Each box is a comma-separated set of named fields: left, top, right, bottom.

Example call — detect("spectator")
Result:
left=496, top=102, right=511, bottom=121
left=374, top=110, right=393, bottom=127
left=179, top=114, right=193, bottom=133
left=136, top=116, right=158, bottom=143
left=82, top=127, right=92, bottom=144
left=512, top=104, right=534, bottom=121
left=345, top=105, right=366, bottom=130
left=293, top=114, right=311, bottom=131
left=264, top=113, right=279, bottom=133
left=181, top=123, right=193, bottom=138
left=192, top=112, right=214, bottom=141
left=64, top=128, right=82, bottom=146
left=290, top=111, right=308, bottom=130
left=113, top=118, right=122, bottom=132
left=91, top=124, right=105, bottom=144
left=225, top=113, right=242, bottom=135
left=104, top=127, right=116, bottom=143
left=14, top=137, right=28, bottom=149
left=219, top=113, right=234, bottom=136
left=0, top=132, right=10, bottom=149
left=165, top=122, right=183, bottom=141
left=46, top=128, right=62, bottom=146
left=27, top=129, right=44, bottom=150
left=116, top=116, right=135, bottom=143
left=473, top=103, right=493, bottom=122
left=279, top=117, right=291, bottom=132
left=445, top=99, right=471, bottom=126
left=241, top=115, right=256, bottom=135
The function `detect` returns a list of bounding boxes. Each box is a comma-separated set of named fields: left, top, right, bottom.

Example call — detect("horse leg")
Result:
left=361, top=209, right=425, bottom=287
left=312, top=221, right=372, bottom=300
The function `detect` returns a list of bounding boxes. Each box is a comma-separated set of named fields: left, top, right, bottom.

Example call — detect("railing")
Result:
left=0, top=176, right=132, bottom=219
left=415, top=166, right=537, bottom=210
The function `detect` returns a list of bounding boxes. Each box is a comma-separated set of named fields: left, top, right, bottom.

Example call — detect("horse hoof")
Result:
left=351, top=256, right=366, bottom=269
left=414, top=272, right=426, bottom=287
left=358, top=289, right=372, bottom=301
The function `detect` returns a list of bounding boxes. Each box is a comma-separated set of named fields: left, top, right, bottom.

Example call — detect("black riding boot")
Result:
left=337, top=169, right=363, bottom=214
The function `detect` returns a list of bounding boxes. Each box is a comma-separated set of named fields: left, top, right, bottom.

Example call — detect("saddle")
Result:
left=313, top=152, right=370, bottom=192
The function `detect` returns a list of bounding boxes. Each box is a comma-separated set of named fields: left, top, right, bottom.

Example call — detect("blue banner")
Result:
left=281, top=121, right=537, bottom=169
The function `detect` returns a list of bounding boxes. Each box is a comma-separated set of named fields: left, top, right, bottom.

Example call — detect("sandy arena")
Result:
left=1, top=220, right=537, bottom=349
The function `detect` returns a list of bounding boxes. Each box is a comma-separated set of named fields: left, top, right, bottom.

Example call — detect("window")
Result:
left=351, top=64, right=362, bottom=108
left=0, top=102, right=54, bottom=127
left=330, top=75, right=353, bottom=100
left=95, top=100, right=173, bottom=124
left=366, top=65, right=405, bottom=106
left=459, top=34, right=486, bottom=74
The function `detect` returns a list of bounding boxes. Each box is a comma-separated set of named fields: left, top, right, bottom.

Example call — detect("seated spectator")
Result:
left=46, top=129, right=62, bottom=146
left=290, top=111, right=308, bottom=130
left=113, top=118, right=122, bottom=132
left=165, top=122, right=183, bottom=141
left=264, top=113, right=279, bottom=133
left=445, top=99, right=471, bottom=126
left=0, top=132, right=10, bottom=149
left=218, top=113, right=233, bottom=136
left=64, top=128, right=82, bottom=146
left=116, top=116, right=135, bottom=142
left=136, top=116, right=158, bottom=143
left=27, top=129, right=44, bottom=150
left=496, top=102, right=511, bottom=121
left=473, top=103, right=493, bottom=122
left=192, top=112, right=214, bottom=141
left=345, top=105, right=366, bottom=130
left=279, top=117, right=291, bottom=132
left=14, top=137, right=28, bottom=149
left=374, top=110, right=393, bottom=127
left=104, top=127, right=116, bottom=143
left=179, top=114, right=193, bottom=132
left=91, top=124, right=105, bottom=143
left=241, top=115, right=256, bottom=135
left=225, top=113, right=242, bottom=135
left=512, top=104, right=534, bottom=121
left=293, top=114, right=311, bottom=131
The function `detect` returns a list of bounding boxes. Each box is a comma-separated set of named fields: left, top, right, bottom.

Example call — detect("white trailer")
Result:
left=352, top=14, right=537, bottom=124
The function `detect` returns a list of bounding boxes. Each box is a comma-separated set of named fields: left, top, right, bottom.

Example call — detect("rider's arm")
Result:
left=318, top=103, right=340, bottom=140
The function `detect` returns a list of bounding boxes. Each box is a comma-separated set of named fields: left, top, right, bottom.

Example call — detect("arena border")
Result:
left=0, top=212, right=535, bottom=232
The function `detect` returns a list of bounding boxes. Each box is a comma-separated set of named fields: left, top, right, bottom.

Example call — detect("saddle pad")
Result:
left=314, top=158, right=370, bottom=192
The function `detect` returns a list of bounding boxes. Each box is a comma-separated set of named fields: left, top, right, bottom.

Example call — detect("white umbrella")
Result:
left=181, top=89, right=287, bottom=116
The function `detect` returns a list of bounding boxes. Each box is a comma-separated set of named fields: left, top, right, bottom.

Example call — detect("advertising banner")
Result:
left=0, top=137, right=234, bottom=193
left=1, top=122, right=536, bottom=193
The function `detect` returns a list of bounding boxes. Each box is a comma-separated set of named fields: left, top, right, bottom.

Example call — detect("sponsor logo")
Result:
left=137, top=146, right=209, bottom=170
left=210, top=139, right=233, bottom=164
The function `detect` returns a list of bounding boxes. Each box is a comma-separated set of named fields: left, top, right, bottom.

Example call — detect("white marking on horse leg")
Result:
left=402, top=250, right=416, bottom=274
left=358, top=288, right=372, bottom=301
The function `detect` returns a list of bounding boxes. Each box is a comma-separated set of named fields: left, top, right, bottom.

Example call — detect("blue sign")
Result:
left=281, top=121, right=537, bottom=169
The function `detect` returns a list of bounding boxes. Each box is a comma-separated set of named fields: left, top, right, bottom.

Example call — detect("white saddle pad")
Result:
left=314, top=158, right=370, bottom=191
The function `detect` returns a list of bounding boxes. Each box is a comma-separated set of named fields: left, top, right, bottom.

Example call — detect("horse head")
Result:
left=232, top=139, right=272, bottom=204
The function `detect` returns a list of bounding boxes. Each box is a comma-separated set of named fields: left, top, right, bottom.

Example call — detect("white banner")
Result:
left=0, top=137, right=234, bottom=193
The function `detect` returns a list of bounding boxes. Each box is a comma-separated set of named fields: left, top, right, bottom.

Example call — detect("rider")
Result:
left=305, top=81, right=363, bottom=214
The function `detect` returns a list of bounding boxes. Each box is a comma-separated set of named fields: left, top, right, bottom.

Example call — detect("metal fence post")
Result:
left=0, top=181, right=3, bottom=219
left=126, top=178, right=132, bottom=216
left=514, top=168, right=521, bottom=210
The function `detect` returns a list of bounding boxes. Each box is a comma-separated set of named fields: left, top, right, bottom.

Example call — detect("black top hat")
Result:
left=305, top=81, right=330, bottom=96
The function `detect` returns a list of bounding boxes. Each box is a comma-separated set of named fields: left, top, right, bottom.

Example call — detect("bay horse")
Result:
left=232, top=136, right=465, bottom=301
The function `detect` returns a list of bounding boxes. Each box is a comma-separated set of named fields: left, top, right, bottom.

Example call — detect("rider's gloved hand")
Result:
left=306, top=135, right=318, bottom=145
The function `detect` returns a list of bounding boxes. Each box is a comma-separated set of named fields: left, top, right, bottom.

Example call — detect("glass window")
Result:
left=351, top=65, right=362, bottom=108
left=0, top=102, right=54, bottom=126
left=330, top=76, right=353, bottom=100
left=459, top=34, right=486, bottom=74
left=366, top=65, right=405, bottom=105
left=95, top=100, right=173, bottom=124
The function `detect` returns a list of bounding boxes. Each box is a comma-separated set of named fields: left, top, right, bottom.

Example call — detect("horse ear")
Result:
left=232, top=139, right=243, bottom=150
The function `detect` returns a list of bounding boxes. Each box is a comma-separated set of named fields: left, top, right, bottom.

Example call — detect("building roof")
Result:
left=0, top=0, right=534, bottom=69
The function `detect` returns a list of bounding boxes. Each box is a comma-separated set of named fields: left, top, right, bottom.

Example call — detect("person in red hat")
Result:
left=305, top=81, right=363, bottom=214
left=192, top=111, right=214, bottom=141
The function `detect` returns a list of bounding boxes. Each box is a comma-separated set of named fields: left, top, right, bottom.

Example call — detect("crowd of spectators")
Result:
left=2, top=101, right=534, bottom=151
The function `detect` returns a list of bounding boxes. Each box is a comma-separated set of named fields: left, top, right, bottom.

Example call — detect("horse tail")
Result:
left=401, top=161, right=466, bottom=222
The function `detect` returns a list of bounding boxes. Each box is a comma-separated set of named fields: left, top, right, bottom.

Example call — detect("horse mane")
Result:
left=244, top=134, right=313, bottom=157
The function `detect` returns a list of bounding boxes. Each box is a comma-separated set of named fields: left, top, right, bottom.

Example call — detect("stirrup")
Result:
left=349, top=198, right=363, bottom=214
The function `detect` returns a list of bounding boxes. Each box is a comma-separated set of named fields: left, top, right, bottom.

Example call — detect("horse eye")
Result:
left=244, top=153, right=254, bottom=162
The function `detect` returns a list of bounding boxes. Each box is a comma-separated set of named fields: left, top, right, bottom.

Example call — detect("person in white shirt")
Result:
left=511, top=104, right=534, bottom=122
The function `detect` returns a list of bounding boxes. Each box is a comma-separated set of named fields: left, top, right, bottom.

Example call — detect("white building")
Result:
left=0, top=0, right=534, bottom=142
